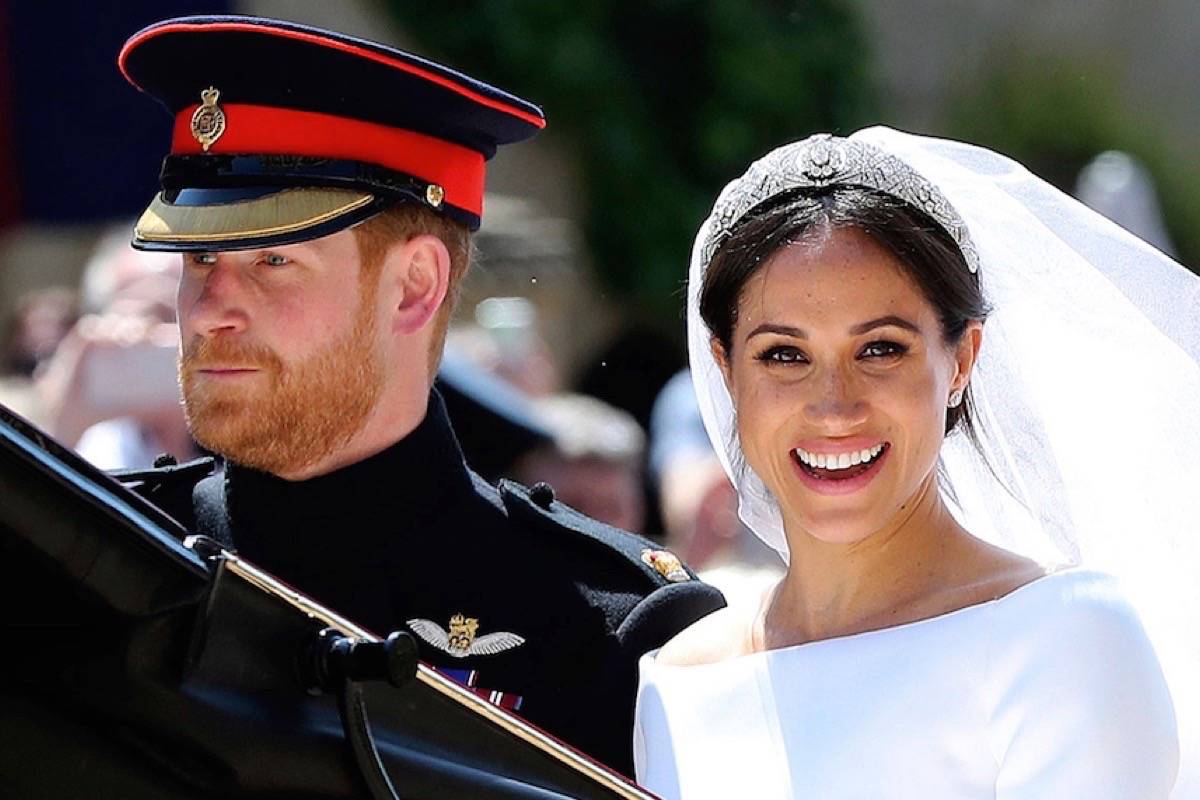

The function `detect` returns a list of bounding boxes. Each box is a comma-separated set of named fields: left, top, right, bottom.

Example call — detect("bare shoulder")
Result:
left=656, top=601, right=760, bottom=667
left=965, top=540, right=1051, bottom=600
left=912, top=536, right=1053, bottom=621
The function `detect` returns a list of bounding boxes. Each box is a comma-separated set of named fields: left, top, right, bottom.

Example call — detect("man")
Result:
left=113, top=16, right=723, bottom=775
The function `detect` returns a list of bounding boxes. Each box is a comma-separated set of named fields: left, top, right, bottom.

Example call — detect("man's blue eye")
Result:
left=192, top=253, right=218, bottom=265
left=264, top=254, right=289, bottom=266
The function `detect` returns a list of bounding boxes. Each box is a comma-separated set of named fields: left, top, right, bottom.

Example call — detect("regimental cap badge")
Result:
left=641, top=549, right=691, bottom=582
left=190, top=86, right=227, bottom=152
left=407, top=613, right=525, bottom=659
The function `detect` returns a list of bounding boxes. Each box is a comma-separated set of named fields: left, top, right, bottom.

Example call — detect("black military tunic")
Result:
left=119, top=391, right=725, bottom=775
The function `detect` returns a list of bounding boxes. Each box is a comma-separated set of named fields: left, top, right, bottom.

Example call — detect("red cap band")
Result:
left=171, top=104, right=486, bottom=216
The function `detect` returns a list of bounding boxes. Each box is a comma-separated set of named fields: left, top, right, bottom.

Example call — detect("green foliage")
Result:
left=383, top=0, right=876, bottom=319
left=948, top=50, right=1200, bottom=272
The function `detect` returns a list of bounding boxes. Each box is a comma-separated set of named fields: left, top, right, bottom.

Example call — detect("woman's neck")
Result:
left=759, top=475, right=967, bottom=649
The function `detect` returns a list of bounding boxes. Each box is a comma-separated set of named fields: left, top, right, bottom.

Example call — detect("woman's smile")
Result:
left=790, top=441, right=890, bottom=495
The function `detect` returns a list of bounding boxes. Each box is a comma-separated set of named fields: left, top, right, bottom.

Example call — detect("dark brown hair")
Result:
left=699, top=186, right=990, bottom=440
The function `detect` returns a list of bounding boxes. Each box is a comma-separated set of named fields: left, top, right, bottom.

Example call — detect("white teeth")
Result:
left=793, top=443, right=885, bottom=471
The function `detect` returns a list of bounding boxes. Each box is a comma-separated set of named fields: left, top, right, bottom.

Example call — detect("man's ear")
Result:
left=383, top=234, right=451, bottom=336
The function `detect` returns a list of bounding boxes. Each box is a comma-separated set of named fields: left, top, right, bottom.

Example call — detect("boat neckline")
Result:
left=648, top=566, right=1106, bottom=669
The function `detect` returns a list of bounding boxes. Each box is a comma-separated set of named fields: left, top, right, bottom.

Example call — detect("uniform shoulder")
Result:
left=497, top=478, right=697, bottom=589
left=497, top=479, right=726, bottom=651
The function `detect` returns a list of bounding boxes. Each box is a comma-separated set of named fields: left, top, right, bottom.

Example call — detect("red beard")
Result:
left=179, top=297, right=383, bottom=476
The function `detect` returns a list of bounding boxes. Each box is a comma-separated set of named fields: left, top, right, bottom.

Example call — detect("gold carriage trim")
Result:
left=217, top=552, right=653, bottom=800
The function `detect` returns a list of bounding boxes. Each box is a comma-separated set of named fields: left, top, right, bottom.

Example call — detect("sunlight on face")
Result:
left=177, top=231, right=386, bottom=475
left=721, top=226, right=965, bottom=546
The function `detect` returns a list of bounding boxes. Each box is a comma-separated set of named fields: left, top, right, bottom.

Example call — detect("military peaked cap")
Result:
left=119, top=16, right=545, bottom=250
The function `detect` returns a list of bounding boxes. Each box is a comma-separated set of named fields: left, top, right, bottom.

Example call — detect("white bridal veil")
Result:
left=686, top=126, right=1199, bottom=794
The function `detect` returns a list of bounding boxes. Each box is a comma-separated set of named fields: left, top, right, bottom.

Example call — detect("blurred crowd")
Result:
left=0, top=148, right=1176, bottom=602
left=3, top=226, right=192, bottom=469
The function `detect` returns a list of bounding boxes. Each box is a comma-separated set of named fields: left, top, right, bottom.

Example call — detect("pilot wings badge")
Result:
left=407, top=614, right=525, bottom=658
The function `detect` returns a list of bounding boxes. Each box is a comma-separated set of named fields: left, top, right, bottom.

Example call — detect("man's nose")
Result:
left=181, top=259, right=250, bottom=338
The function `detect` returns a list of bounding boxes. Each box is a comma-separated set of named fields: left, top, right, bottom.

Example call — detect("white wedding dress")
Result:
left=634, top=569, right=1179, bottom=799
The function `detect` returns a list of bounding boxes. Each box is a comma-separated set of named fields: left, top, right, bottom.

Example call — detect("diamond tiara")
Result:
left=701, top=134, right=980, bottom=274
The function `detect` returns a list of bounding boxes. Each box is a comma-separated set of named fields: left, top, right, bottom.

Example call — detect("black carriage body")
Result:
left=0, top=404, right=652, bottom=800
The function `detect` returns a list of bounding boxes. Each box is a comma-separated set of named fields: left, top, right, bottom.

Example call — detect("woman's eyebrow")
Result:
left=849, top=315, right=920, bottom=335
left=746, top=323, right=807, bottom=341
left=745, top=316, right=920, bottom=341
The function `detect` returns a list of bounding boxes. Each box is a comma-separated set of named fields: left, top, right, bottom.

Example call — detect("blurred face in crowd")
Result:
left=177, top=229, right=385, bottom=476
left=5, top=289, right=78, bottom=375
left=99, top=248, right=182, bottom=324
left=517, top=450, right=645, bottom=533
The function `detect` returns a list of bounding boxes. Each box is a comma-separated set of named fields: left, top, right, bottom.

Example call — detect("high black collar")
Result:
left=223, top=390, right=473, bottom=568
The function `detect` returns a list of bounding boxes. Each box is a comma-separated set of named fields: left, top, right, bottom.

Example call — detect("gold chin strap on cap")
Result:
left=134, top=186, right=375, bottom=244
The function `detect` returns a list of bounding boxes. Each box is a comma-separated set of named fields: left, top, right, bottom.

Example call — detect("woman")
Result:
left=634, top=128, right=1198, bottom=798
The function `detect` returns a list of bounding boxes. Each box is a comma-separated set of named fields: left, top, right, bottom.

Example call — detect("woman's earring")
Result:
left=947, top=389, right=964, bottom=409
